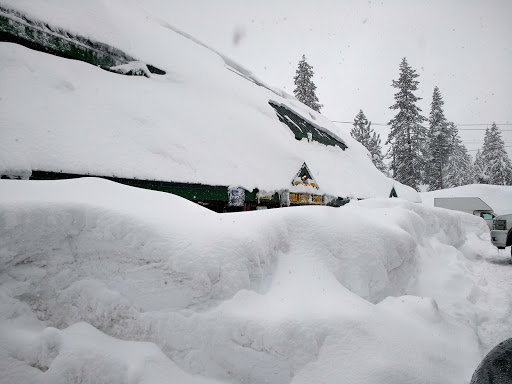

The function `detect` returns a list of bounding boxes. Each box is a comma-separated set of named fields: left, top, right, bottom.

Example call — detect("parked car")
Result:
left=491, top=214, right=512, bottom=256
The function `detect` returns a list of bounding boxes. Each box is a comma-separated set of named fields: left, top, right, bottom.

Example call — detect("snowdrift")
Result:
left=1, top=178, right=507, bottom=384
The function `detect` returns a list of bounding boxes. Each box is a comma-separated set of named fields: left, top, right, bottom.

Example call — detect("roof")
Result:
left=269, top=101, right=347, bottom=150
left=434, top=197, right=493, bottom=212
left=0, top=1, right=420, bottom=202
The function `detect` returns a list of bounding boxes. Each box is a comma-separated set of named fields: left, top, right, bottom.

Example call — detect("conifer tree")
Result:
left=444, top=122, right=474, bottom=187
left=425, top=87, right=451, bottom=191
left=351, top=109, right=387, bottom=174
left=386, top=58, right=427, bottom=191
left=473, top=148, right=486, bottom=184
left=293, top=54, right=323, bottom=112
left=480, top=123, right=512, bottom=185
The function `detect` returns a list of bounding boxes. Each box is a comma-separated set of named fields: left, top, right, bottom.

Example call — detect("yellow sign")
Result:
left=289, top=193, right=323, bottom=205
left=312, top=195, right=323, bottom=204
left=293, top=181, right=317, bottom=188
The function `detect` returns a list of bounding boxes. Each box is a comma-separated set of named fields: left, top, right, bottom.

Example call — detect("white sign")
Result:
left=228, top=187, right=245, bottom=207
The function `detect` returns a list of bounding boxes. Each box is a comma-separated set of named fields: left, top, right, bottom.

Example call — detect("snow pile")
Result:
left=0, top=0, right=418, bottom=201
left=1, top=320, right=225, bottom=384
left=2, top=178, right=510, bottom=383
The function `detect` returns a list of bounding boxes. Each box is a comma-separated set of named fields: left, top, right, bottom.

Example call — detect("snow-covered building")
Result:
left=0, top=2, right=420, bottom=211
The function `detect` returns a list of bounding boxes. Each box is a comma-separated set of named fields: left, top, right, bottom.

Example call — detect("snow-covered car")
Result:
left=491, top=214, right=512, bottom=256
left=434, top=197, right=496, bottom=230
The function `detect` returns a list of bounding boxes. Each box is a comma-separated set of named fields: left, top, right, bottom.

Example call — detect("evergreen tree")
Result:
left=386, top=58, right=427, bottom=191
left=473, top=148, right=486, bottom=184
left=351, top=109, right=387, bottom=174
left=480, top=123, right=512, bottom=185
left=444, top=122, right=474, bottom=187
left=293, top=54, right=323, bottom=112
left=425, top=87, right=451, bottom=191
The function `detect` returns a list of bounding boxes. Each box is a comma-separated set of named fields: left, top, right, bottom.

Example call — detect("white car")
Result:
left=491, top=214, right=512, bottom=256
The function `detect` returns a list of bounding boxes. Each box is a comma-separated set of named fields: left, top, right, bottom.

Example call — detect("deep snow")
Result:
left=2, top=1, right=512, bottom=383
left=1, top=178, right=512, bottom=384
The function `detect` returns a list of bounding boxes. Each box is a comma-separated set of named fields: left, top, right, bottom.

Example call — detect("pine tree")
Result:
left=473, top=148, right=486, bottom=183
left=480, top=123, right=512, bottom=185
left=351, top=109, right=387, bottom=174
left=293, top=54, right=323, bottom=112
left=444, top=122, right=474, bottom=187
left=386, top=58, right=427, bottom=191
left=425, top=87, right=451, bottom=191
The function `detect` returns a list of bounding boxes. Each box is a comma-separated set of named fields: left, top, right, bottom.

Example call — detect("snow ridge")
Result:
left=1, top=178, right=506, bottom=383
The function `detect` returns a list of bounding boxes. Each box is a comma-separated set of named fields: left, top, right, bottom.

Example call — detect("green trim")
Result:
left=16, top=171, right=351, bottom=210
left=29, top=171, right=227, bottom=201
left=325, top=196, right=350, bottom=207
left=244, top=189, right=258, bottom=202
left=255, top=191, right=280, bottom=203
left=0, top=5, right=165, bottom=75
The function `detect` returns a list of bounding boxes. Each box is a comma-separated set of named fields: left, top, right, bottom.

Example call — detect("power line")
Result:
left=332, top=121, right=512, bottom=129
left=331, top=120, right=512, bottom=149
left=465, top=143, right=512, bottom=146
left=453, top=123, right=512, bottom=126
left=468, top=146, right=512, bottom=152
left=332, top=120, right=378, bottom=125
left=458, top=128, right=512, bottom=131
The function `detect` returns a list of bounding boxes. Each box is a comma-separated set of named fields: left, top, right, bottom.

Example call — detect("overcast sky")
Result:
left=142, top=0, right=512, bottom=158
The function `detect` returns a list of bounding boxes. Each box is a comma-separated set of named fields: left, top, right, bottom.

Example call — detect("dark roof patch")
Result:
left=0, top=5, right=166, bottom=76
left=269, top=101, right=347, bottom=150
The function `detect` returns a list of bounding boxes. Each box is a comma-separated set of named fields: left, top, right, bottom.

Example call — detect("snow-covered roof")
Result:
left=422, top=184, right=512, bottom=215
left=0, top=0, right=420, bottom=202
left=433, top=197, right=493, bottom=212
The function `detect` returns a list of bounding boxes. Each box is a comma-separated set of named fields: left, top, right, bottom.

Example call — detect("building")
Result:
left=0, top=4, right=420, bottom=212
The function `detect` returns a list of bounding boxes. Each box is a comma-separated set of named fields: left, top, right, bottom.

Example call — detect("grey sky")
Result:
left=143, top=0, right=512, bottom=158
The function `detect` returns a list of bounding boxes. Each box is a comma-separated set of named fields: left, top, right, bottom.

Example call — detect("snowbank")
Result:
left=2, top=178, right=509, bottom=383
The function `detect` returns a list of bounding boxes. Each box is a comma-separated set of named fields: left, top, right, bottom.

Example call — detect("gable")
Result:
left=291, top=162, right=319, bottom=189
